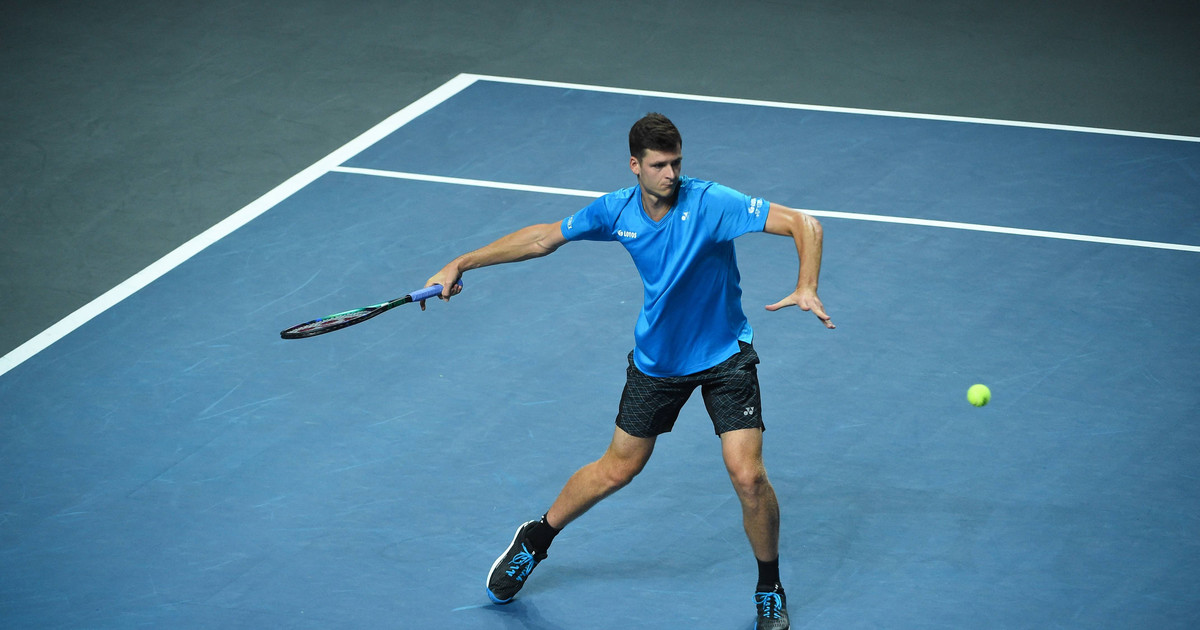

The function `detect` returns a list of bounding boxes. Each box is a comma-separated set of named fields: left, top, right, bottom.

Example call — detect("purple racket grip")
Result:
left=408, top=280, right=462, bottom=302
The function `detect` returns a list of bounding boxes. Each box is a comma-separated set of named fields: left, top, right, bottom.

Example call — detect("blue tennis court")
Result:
left=3, top=75, right=1198, bottom=629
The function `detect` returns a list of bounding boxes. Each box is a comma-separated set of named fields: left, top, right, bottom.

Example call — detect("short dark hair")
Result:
left=629, top=113, right=682, bottom=159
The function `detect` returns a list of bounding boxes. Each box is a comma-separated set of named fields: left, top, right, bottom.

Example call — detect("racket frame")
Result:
left=279, top=283, right=453, bottom=339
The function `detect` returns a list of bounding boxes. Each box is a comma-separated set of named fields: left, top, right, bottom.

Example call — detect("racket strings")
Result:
left=284, top=308, right=378, bottom=337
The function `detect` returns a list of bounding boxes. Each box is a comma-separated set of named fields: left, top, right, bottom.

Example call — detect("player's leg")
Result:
left=546, top=348, right=691, bottom=529
left=699, top=343, right=775, bottom=560
left=487, top=351, right=686, bottom=604
left=545, top=426, right=656, bottom=529
left=722, top=427, right=789, bottom=628
left=720, top=427, right=779, bottom=563
left=701, top=342, right=790, bottom=628
left=486, top=426, right=655, bottom=604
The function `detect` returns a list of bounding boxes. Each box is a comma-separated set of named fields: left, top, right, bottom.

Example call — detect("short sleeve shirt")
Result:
left=561, top=176, right=768, bottom=376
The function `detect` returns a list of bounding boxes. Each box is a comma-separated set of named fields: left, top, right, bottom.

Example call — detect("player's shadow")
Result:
left=482, top=599, right=560, bottom=630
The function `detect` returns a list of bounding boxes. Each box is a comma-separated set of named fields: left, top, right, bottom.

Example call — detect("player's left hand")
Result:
left=766, top=289, right=835, bottom=329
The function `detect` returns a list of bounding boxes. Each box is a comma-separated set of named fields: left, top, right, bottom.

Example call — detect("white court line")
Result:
left=0, top=74, right=480, bottom=377
left=2, top=73, right=1198, bottom=377
left=465, top=73, right=1200, bottom=143
left=332, top=166, right=608, bottom=198
left=332, top=166, right=1200, bottom=253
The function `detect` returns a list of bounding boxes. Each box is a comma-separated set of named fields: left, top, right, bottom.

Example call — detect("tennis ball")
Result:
left=967, top=384, right=991, bottom=407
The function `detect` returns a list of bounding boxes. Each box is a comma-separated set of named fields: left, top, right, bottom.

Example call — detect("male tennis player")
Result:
left=424, top=113, right=832, bottom=629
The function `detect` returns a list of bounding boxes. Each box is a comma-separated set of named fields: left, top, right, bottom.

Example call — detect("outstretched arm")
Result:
left=422, top=221, right=568, bottom=308
left=762, top=203, right=835, bottom=329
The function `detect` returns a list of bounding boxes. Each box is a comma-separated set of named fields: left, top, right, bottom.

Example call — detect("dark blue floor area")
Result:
left=2, top=78, right=1198, bottom=628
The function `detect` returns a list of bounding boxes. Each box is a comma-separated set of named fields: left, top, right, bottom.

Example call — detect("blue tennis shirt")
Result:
left=561, top=176, right=769, bottom=377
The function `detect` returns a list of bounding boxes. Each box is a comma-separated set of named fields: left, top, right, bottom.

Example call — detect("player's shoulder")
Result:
left=679, top=176, right=746, bottom=206
left=675, top=177, right=714, bottom=205
left=598, top=184, right=640, bottom=209
left=680, top=177, right=767, bottom=223
left=679, top=176, right=717, bottom=193
left=593, top=184, right=644, bottom=223
left=608, top=183, right=640, bottom=199
left=681, top=176, right=744, bottom=198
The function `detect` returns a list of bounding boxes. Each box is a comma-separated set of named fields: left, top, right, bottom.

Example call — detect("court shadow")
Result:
left=481, top=599, right=560, bottom=630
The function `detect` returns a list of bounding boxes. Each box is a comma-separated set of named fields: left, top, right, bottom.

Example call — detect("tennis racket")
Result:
left=279, top=282, right=460, bottom=339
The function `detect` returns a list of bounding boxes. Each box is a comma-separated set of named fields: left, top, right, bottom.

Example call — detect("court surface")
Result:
left=2, top=75, right=1199, bottom=629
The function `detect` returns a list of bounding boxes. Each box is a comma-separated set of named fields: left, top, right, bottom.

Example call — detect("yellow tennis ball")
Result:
left=967, top=384, right=991, bottom=407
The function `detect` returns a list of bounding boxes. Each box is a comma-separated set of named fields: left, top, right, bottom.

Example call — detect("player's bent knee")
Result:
left=597, top=456, right=644, bottom=490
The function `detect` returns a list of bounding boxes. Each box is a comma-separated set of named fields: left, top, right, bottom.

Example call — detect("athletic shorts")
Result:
left=616, top=341, right=764, bottom=438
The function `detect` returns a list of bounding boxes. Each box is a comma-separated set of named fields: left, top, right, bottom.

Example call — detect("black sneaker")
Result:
left=754, top=583, right=789, bottom=630
left=486, top=521, right=547, bottom=604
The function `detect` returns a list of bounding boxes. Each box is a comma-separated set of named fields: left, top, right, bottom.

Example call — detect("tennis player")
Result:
left=425, top=113, right=833, bottom=629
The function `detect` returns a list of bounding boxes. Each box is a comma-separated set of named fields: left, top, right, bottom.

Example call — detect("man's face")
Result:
left=630, top=146, right=683, bottom=199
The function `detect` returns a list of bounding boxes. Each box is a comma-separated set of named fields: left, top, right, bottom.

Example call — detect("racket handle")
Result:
left=408, top=281, right=462, bottom=302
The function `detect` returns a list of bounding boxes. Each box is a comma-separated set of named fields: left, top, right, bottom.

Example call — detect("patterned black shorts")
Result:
left=616, top=341, right=764, bottom=438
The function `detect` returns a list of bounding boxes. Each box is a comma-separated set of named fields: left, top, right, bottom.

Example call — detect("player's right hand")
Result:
left=421, top=265, right=464, bottom=311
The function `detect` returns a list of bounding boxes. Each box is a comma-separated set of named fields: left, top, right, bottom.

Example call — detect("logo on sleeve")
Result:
left=747, top=198, right=764, bottom=218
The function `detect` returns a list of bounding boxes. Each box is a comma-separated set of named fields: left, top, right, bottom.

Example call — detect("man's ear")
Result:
left=629, top=155, right=640, bottom=176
